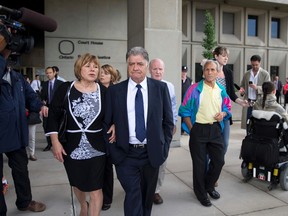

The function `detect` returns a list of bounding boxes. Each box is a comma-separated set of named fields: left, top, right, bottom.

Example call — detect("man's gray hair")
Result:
left=202, top=59, right=220, bottom=72
left=126, top=46, right=149, bottom=62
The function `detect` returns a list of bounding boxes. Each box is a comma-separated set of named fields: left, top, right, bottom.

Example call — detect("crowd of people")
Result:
left=1, top=29, right=288, bottom=215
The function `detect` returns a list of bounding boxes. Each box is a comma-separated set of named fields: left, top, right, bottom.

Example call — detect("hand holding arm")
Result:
left=107, top=124, right=116, bottom=143
left=40, top=106, right=49, bottom=118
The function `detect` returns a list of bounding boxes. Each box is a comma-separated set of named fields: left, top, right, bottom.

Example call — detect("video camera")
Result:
left=0, top=5, right=57, bottom=56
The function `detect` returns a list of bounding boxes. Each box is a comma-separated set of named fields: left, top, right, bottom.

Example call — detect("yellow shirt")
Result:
left=196, top=82, right=222, bottom=124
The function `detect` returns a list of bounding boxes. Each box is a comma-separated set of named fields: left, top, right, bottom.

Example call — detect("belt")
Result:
left=129, top=144, right=146, bottom=148
left=248, top=98, right=256, bottom=102
left=195, top=122, right=218, bottom=125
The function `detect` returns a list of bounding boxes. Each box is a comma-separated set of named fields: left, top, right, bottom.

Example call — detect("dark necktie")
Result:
left=37, top=80, right=40, bottom=90
left=135, top=84, right=146, bottom=142
left=48, top=81, right=53, bottom=104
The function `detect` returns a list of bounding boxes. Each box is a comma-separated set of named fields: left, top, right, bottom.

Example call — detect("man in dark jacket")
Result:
left=41, top=67, right=63, bottom=151
left=0, top=26, right=47, bottom=215
left=104, top=47, right=174, bottom=216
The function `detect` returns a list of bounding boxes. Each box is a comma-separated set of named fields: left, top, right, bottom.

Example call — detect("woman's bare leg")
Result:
left=73, top=187, right=88, bottom=216
left=89, top=189, right=103, bottom=216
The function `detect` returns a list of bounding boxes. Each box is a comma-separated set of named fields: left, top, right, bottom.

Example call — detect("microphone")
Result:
left=0, top=5, right=57, bottom=32
left=18, top=7, right=57, bottom=32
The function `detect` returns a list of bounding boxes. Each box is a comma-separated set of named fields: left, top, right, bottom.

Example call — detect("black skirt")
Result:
left=64, top=154, right=106, bottom=191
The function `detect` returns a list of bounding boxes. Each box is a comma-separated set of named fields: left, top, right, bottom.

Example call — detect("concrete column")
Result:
left=128, top=0, right=183, bottom=146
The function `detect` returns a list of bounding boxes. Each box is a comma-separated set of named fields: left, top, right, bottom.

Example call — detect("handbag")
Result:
left=27, top=112, right=42, bottom=125
left=58, top=84, right=71, bottom=143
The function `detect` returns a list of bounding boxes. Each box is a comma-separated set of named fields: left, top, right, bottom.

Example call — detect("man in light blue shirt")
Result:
left=149, top=58, right=177, bottom=204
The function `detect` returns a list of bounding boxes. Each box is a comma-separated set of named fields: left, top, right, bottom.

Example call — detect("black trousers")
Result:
left=102, top=155, right=114, bottom=205
left=276, top=90, right=281, bottom=104
left=189, top=123, right=224, bottom=202
left=0, top=148, right=32, bottom=216
left=115, top=146, right=159, bottom=216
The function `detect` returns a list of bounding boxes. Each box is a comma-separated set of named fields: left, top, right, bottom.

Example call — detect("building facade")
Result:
left=183, top=0, right=288, bottom=87
left=182, top=0, right=288, bottom=121
left=3, top=0, right=288, bottom=144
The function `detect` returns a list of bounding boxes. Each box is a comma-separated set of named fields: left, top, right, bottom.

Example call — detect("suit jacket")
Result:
left=240, top=68, right=270, bottom=128
left=104, top=77, right=174, bottom=168
left=276, top=80, right=283, bottom=92
left=41, top=79, right=64, bottom=106
left=240, top=68, right=270, bottom=101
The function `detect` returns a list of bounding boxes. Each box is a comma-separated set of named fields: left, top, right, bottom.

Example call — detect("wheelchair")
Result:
left=240, top=110, right=288, bottom=191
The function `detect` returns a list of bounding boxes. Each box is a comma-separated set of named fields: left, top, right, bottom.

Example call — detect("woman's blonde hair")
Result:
left=101, top=64, right=118, bottom=84
left=74, top=53, right=100, bottom=80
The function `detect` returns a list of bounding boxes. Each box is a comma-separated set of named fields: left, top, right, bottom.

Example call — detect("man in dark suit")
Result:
left=274, top=75, right=283, bottom=104
left=104, top=47, right=174, bottom=216
left=41, top=67, right=64, bottom=151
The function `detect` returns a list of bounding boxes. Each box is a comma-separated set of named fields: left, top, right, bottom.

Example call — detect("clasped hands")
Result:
left=214, top=112, right=226, bottom=122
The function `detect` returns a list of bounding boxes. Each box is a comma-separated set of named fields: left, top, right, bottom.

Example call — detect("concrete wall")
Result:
left=45, top=0, right=128, bottom=81
left=45, top=0, right=183, bottom=146
left=127, top=0, right=183, bottom=146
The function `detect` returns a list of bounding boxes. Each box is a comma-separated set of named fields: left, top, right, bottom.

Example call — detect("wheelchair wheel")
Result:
left=241, top=161, right=252, bottom=181
left=241, top=166, right=249, bottom=178
left=280, top=165, right=288, bottom=191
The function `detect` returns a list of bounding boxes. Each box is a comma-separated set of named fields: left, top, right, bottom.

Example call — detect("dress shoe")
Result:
left=153, top=193, right=163, bottom=204
left=43, top=145, right=51, bottom=151
left=18, top=200, right=46, bottom=212
left=29, top=155, right=37, bottom=161
left=102, top=203, right=111, bottom=211
left=200, top=198, right=212, bottom=207
left=207, top=189, right=220, bottom=199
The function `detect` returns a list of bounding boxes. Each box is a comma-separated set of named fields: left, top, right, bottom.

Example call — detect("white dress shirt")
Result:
left=127, top=77, right=148, bottom=144
left=30, top=80, right=41, bottom=92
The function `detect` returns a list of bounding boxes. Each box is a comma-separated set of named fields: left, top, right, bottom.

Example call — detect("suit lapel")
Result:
left=147, top=78, right=153, bottom=122
left=118, top=80, right=129, bottom=122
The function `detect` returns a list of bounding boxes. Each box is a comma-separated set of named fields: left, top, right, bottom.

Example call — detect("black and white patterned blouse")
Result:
left=69, top=88, right=105, bottom=160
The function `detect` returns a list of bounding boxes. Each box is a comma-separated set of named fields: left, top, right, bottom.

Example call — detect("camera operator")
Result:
left=0, top=23, right=47, bottom=215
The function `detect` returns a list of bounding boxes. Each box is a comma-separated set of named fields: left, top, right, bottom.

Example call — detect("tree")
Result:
left=202, top=10, right=217, bottom=59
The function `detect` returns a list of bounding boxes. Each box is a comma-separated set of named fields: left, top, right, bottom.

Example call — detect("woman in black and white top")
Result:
left=46, top=53, right=115, bottom=216
left=213, top=46, right=248, bottom=154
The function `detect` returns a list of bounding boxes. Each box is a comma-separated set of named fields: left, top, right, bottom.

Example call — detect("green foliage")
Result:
left=202, top=10, right=217, bottom=59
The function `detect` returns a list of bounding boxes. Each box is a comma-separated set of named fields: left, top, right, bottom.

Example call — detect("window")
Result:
left=223, top=12, right=234, bottom=34
left=248, top=15, right=258, bottom=36
left=195, top=63, right=203, bottom=82
left=196, top=9, right=206, bottom=32
left=271, top=18, right=280, bottom=38
left=270, top=66, right=279, bottom=77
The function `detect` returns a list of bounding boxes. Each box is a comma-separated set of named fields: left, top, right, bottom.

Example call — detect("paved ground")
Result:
left=3, top=121, right=288, bottom=216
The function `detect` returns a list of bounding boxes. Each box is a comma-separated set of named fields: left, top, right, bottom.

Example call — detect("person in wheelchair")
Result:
left=253, top=81, right=288, bottom=123
left=240, top=81, right=288, bottom=191
left=252, top=81, right=288, bottom=153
